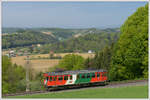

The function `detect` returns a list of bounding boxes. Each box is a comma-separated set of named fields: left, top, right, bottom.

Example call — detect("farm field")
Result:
left=7, top=85, right=148, bottom=98
left=11, top=55, right=59, bottom=73
left=28, top=53, right=95, bottom=59
left=11, top=53, right=95, bottom=73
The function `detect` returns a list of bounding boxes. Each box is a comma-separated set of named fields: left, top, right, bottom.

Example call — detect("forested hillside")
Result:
left=2, top=28, right=120, bottom=52
left=2, top=30, right=57, bottom=49
left=48, top=32, right=119, bottom=53
left=2, top=28, right=120, bottom=41
left=2, top=28, right=26, bottom=34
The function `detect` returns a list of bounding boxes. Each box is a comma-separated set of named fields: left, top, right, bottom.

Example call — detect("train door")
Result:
left=65, top=75, right=74, bottom=85
left=57, top=75, right=64, bottom=86
left=69, top=75, right=73, bottom=84
left=97, top=72, right=100, bottom=81
left=100, top=72, right=103, bottom=81
left=64, top=75, right=68, bottom=85
left=53, top=76, right=57, bottom=86
left=80, top=73, right=89, bottom=83
left=103, top=72, right=107, bottom=81
left=72, top=74, right=77, bottom=84
left=90, top=72, right=97, bottom=83
left=82, top=73, right=91, bottom=83
left=44, top=76, right=49, bottom=86
left=47, top=76, right=54, bottom=86
left=101, top=72, right=105, bottom=81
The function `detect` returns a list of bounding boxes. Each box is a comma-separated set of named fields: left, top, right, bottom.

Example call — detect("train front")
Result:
left=43, top=73, right=49, bottom=87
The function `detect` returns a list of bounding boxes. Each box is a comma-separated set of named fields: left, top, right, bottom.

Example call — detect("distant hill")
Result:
left=2, top=28, right=120, bottom=50
left=2, top=28, right=26, bottom=34
left=44, top=32, right=120, bottom=53
left=2, top=27, right=120, bottom=40
left=2, top=30, right=57, bottom=49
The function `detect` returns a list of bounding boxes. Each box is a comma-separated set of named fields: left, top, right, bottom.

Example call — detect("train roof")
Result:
left=44, top=69, right=107, bottom=76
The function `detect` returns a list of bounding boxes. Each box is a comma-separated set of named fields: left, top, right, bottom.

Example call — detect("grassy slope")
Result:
left=8, top=85, right=148, bottom=98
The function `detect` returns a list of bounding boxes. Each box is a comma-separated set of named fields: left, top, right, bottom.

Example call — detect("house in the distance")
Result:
left=88, top=50, right=93, bottom=53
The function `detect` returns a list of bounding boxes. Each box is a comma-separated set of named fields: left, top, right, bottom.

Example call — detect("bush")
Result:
left=30, top=80, right=44, bottom=91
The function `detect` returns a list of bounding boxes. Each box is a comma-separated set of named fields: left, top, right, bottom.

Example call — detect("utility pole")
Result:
left=26, top=55, right=30, bottom=92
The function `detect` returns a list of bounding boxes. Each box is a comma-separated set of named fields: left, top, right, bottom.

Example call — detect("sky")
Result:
left=2, top=2, right=147, bottom=29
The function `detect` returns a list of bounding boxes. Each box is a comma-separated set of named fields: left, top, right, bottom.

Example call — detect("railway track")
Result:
left=2, top=79, right=148, bottom=97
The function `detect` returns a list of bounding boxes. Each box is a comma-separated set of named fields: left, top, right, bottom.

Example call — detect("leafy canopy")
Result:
left=109, top=4, right=148, bottom=80
left=58, top=54, right=85, bottom=71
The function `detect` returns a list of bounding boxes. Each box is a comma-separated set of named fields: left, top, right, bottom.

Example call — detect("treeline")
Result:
left=2, top=28, right=26, bottom=34
left=2, top=28, right=120, bottom=50
left=39, top=32, right=119, bottom=53
left=2, top=30, right=57, bottom=49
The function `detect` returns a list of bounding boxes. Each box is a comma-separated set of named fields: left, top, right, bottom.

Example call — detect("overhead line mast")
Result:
left=26, top=55, right=30, bottom=92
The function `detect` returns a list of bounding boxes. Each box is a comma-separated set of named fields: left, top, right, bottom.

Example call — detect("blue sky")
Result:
left=2, top=2, right=147, bottom=29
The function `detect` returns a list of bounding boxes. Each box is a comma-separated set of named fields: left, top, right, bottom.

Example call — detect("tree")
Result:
left=109, top=4, right=148, bottom=80
left=84, top=44, right=113, bottom=71
left=2, top=56, right=26, bottom=94
left=58, top=54, right=85, bottom=71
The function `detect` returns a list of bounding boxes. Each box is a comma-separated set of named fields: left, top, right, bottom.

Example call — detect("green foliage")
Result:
left=2, top=56, right=26, bottom=94
left=84, top=45, right=113, bottom=71
left=142, top=54, right=148, bottom=78
left=57, top=54, right=85, bottom=71
left=2, top=28, right=120, bottom=54
left=2, top=30, right=57, bottom=49
left=109, top=4, right=148, bottom=81
left=16, top=79, right=26, bottom=92
left=30, top=80, right=44, bottom=91
left=84, top=57, right=93, bottom=69
left=2, top=28, right=25, bottom=34
left=30, top=71, right=46, bottom=91
left=49, top=32, right=119, bottom=53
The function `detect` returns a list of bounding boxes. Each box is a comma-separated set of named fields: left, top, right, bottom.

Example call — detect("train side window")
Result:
left=53, top=76, right=57, bottom=81
left=49, top=76, right=52, bottom=81
left=87, top=73, right=90, bottom=78
left=82, top=74, right=85, bottom=78
left=58, top=76, right=63, bottom=81
left=70, top=75, right=72, bottom=80
left=92, top=73, right=95, bottom=78
left=97, top=73, right=100, bottom=77
left=64, top=76, right=68, bottom=80
left=77, top=75, right=80, bottom=79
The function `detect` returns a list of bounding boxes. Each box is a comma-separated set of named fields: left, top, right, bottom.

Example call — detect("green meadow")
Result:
left=7, top=85, right=148, bottom=98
